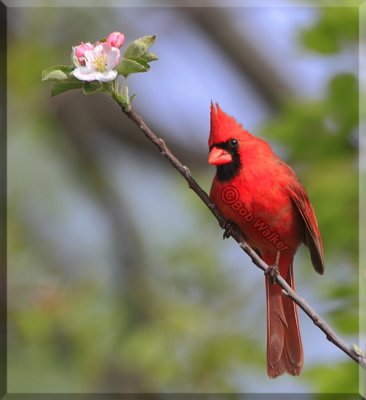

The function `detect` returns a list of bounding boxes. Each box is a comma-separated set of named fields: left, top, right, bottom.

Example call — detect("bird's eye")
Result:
left=229, top=138, right=238, bottom=148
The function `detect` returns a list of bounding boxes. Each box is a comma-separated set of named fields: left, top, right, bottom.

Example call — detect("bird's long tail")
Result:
left=265, top=261, right=303, bottom=378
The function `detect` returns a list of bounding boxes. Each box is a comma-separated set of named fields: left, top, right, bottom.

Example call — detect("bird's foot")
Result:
left=265, top=251, right=281, bottom=284
left=221, top=219, right=237, bottom=239
left=265, top=265, right=279, bottom=284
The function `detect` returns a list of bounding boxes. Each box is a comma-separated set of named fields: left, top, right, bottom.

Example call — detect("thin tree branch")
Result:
left=119, top=103, right=366, bottom=370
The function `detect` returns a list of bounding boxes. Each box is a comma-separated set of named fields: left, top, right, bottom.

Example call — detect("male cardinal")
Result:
left=208, top=103, right=324, bottom=378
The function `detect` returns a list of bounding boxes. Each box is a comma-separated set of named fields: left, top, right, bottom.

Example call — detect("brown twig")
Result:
left=120, top=105, right=366, bottom=370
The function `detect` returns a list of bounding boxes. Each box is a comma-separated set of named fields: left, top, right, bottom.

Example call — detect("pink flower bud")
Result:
left=74, top=42, right=94, bottom=65
left=106, top=32, right=125, bottom=48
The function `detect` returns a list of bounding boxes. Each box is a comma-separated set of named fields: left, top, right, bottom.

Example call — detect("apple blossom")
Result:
left=106, top=31, right=125, bottom=48
left=43, top=32, right=157, bottom=105
left=73, top=42, right=94, bottom=66
left=72, top=42, right=121, bottom=82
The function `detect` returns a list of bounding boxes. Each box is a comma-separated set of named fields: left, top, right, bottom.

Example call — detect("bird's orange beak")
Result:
left=208, top=147, right=233, bottom=166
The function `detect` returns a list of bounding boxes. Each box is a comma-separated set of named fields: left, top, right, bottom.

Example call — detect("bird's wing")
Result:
left=288, top=181, right=325, bottom=275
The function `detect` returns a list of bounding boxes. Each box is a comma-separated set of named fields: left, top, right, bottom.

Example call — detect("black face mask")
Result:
left=211, top=139, right=242, bottom=182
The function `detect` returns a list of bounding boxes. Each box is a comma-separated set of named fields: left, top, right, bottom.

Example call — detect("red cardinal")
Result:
left=208, top=103, right=324, bottom=378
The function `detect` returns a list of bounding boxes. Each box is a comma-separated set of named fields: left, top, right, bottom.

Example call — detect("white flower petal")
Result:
left=106, top=47, right=121, bottom=69
left=78, top=63, right=95, bottom=74
left=72, top=68, right=98, bottom=82
left=95, top=70, right=117, bottom=82
left=83, top=49, right=96, bottom=64
left=93, top=44, right=104, bottom=55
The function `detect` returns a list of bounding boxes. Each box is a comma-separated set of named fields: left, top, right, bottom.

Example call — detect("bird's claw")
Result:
left=221, top=220, right=236, bottom=239
left=265, top=250, right=281, bottom=284
left=265, top=264, right=279, bottom=284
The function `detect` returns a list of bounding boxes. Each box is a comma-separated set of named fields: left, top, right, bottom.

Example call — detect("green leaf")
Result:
left=50, top=79, right=83, bottom=97
left=119, top=83, right=131, bottom=110
left=134, top=57, right=149, bottom=69
left=142, top=51, right=158, bottom=62
left=82, top=81, right=104, bottom=95
left=134, top=54, right=158, bottom=68
left=116, top=35, right=158, bottom=78
left=117, top=58, right=149, bottom=78
left=112, top=83, right=136, bottom=111
left=42, top=65, right=74, bottom=81
left=123, top=35, right=157, bottom=60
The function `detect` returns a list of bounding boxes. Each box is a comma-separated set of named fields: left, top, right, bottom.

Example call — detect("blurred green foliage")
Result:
left=300, top=6, right=359, bottom=54
left=7, top=5, right=360, bottom=396
left=304, top=361, right=359, bottom=393
left=263, top=6, right=359, bottom=395
left=264, top=73, right=358, bottom=258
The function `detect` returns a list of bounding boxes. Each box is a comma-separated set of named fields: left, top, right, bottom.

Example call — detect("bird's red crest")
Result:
left=209, top=102, right=251, bottom=148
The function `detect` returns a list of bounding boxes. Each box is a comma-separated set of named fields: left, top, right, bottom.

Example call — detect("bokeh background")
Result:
left=6, top=1, right=361, bottom=395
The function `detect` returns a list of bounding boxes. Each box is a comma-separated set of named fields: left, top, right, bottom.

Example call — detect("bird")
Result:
left=208, top=102, right=325, bottom=378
